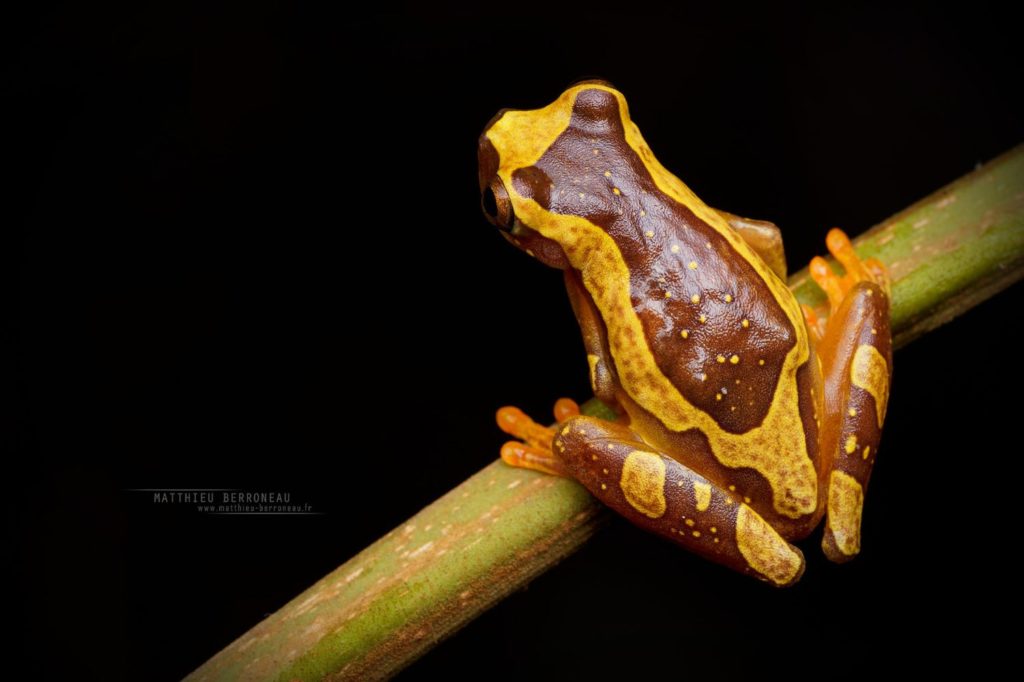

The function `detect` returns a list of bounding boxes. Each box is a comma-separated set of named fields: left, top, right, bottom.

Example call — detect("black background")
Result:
left=6, top=2, right=1022, bottom=679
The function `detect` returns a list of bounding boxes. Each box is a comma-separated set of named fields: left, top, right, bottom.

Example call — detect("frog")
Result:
left=477, top=81, right=892, bottom=586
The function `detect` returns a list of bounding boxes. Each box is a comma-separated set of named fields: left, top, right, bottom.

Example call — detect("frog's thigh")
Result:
left=717, top=209, right=787, bottom=280
left=816, top=282, right=892, bottom=562
left=556, top=415, right=805, bottom=587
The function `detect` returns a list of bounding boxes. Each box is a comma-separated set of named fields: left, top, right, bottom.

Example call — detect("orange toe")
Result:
left=809, top=228, right=890, bottom=315
left=553, top=397, right=580, bottom=422
left=496, top=406, right=555, bottom=448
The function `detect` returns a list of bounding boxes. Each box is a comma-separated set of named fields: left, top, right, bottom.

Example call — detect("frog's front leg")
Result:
left=564, top=270, right=620, bottom=410
left=497, top=399, right=581, bottom=476
left=556, top=415, right=806, bottom=587
left=809, top=229, right=893, bottom=562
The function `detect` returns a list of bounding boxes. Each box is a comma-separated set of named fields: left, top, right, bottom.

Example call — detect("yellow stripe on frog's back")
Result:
left=486, top=85, right=815, bottom=518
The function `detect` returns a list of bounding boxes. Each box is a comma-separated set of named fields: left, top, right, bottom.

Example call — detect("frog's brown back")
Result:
left=511, top=88, right=796, bottom=434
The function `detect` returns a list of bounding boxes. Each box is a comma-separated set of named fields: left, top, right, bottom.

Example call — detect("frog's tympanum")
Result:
left=478, top=82, right=892, bottom=586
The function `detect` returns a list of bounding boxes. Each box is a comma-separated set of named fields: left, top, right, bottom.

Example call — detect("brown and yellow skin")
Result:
left=479, top=82, right=892, bottom=586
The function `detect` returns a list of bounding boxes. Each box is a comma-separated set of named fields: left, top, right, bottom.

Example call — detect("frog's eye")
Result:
left=481, top=177, right=515, bottom=232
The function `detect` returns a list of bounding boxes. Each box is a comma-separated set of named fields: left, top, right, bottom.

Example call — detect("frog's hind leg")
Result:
left=556, top=415, right=806, bottom=587
left=809, top=228, right=893, bottom=562
left=496, top=399, right=580, bottom=477
left=718, top=210, right=788, bottom=281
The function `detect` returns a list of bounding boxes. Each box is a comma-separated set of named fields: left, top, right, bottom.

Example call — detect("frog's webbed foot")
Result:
left=810, top=228, right=890, bottom=311
left=496, top=398, right=580, bottom=477
left=805, top=228, right=890, bottom=343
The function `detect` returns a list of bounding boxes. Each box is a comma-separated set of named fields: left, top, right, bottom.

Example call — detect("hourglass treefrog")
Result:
left=478, top=82, right=892, bottom=586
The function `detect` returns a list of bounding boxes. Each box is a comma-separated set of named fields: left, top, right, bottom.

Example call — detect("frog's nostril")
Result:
left=482, top=177, right=514, bottom=231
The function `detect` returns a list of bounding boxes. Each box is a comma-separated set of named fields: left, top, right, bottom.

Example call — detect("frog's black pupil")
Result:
left=482, top=186, right=499, bottom=223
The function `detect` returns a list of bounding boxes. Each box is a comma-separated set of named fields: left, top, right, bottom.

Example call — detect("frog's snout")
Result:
left=481, top=176, right=515, bottom=232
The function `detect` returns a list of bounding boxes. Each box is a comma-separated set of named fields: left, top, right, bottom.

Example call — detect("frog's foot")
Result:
left=496, top=398, right=580, bottom=477
left=808, top=229, right=894, bottom=564
left=809, top=228, right=891, bottom=316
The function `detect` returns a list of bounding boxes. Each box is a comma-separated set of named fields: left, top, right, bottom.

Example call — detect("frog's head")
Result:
left=478, top=80, right=633, bottom=269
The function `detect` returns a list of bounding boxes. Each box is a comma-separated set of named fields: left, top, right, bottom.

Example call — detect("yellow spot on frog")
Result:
left=849, top=408, right=857, bottom=417
left=526, top=249, right=536, bottom=257
left=603, top=468, right=609, bottom=474
left=725, top=294, right=733, bottom=303
left=664, top=291, right=672, bottom=298
left=693, top=481, right=712, bottom=512
left=587, top=354, right=600, bottom=391
left=692, top=531, right=701, bottom=538
left=640, top=209, right=647, bottom=217
left=604, top=170, right=611, bottom=177
left=601, top=483, right=607, bottom=490
left=645, top=230, right=655, bottom=237
left=620, top=451, right=667, bottom=518
left=591, top=454, right=598, bottom=461
left=758, top=359, right=765, bottom=366
left=578, top=192, right=585, bottom=198
left=691, top=294, right=700, bottom=304
left=680, top=329, right=690, bottom=339
left=863, top=445, right=871, bottom=461
left=741, top=319, right=750, bottom=328
left=851, top=344, right=889, bottom=427
left=730, top=355, right=740, bottom=364
left=671, top=244, right=680, bottom=253
left=700, top=373, right=707, bottom=382
left=715, top=393, right=722, bottom=401
left=844, top=435, right=857, bottom=454
left=710, top=526, right=717, bottom=533
left=744, top=496, right=751, bottom=504
left=736, top=505, right=804, bottom=586
left=826, top=471, right=864, bottom=556
left=717, top=355, right=726, bottom=364
left=728, top=485, right=736, bottom=492
left=705, top=241, right=712, bottom=249
left=685, top=518, right=695, bottom=527
left=688, top=261, right=698, bottom=270
left=613, top=187, right=621, bottom=195
left=699, top=314, right=707, bottom=323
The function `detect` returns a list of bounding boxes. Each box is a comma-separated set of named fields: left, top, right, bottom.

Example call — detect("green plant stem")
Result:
left=188, top=146, right=1024, bottom=682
